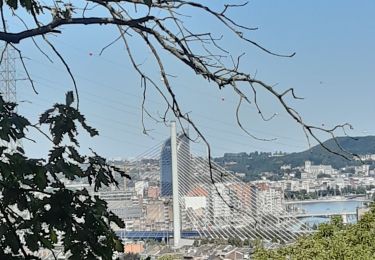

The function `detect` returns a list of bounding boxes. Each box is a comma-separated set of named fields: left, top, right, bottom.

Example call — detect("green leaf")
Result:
left=25, top=234, right=39, bottom=252
left=20, top=0, right=32, bottom=11
left=66, top=91, right=74, bottom=106
left=35, top=168, right=48, bottom=189
left=39, top=108, right=55, bottom=123
left=6, top=0, right=18, bottom=10
left=144, top=0, right=152, bottom=8
left=114, top=239, right=124, bottom=252
left=40, top=236, right=53, bottom=249
left=50, top=229, right=57, bottom=244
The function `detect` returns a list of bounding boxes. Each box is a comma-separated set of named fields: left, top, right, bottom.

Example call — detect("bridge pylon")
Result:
left=171, top=121, right=181, bottom=248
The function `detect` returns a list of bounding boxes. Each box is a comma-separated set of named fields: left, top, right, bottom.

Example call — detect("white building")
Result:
left=182, top=196, right=208, bottom=230
left=184, top=196, right=207, bottom=210
left=304, top=160, right=336, bottom=178
left=256, top=186, right=284, bottom=215
left=280, top=164, right=291, bottom=170
left=355, top=165, right=370, bottom=176
left=301, top=171, right=313, bottom=180
left=135, top=180, right=148, bottom=196
left=208, top=183, right=231, bottom=225
left=356, top=154, right=375, bottom=161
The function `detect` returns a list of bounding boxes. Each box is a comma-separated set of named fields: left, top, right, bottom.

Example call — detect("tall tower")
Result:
left=170, top=121, right=181, bottom=248
left=0, top=44, right=17, bottom=103
left=0, top=44, right=19, bottom=152
left=304, top=160, right=311, bottom=173
left=160, top=132, right=191, bottom=197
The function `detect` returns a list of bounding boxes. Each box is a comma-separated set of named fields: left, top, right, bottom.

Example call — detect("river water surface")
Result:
left=295, top=200, right=366, bottom=225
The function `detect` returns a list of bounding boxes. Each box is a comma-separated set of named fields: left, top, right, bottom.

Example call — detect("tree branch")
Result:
left=0, top=16, right=155, bottom=43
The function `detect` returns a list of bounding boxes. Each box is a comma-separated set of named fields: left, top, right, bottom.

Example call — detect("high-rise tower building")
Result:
left=160, top=133, right=190, bottom=196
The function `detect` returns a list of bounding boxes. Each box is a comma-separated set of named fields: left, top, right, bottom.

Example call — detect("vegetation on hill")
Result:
left=282, top=136, right=375, bottom=168
left=253, top=205, right=375, bottom=260
left=214, top=136, right=375, bottom=180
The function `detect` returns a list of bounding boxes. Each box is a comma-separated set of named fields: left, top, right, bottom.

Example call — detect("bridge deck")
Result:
left=285, top=199, right=369, bottom=205
left=286, top=211, right=357, bottom=218
left=116, top=230, right=200, bottom=240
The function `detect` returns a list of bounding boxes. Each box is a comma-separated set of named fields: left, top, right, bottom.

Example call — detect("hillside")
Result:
left=282, top=135, right=375, bottom=168
left=214, top=136, right=375, bottom=180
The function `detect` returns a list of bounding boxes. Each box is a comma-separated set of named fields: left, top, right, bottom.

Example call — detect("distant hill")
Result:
left=214, top=136, right=375, bottom=180
left=282, top=136, right=375, bottom=168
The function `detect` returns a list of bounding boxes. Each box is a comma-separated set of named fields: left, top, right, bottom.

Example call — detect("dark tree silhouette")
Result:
left=0, top=92, right=128, bottom=258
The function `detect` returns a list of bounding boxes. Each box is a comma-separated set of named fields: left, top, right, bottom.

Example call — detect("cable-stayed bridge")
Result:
left=102, top=123, right=312, bottom=247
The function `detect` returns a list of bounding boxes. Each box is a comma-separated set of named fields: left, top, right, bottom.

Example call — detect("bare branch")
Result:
left=235, top=96, right=277, bottom=142
left=0, top=16, right=155, bottom=44
left=12, top=11, right=54, bottom=63
left=42, top=37, right=80, bottom=109
left=9, top=44, right=38, bottom=94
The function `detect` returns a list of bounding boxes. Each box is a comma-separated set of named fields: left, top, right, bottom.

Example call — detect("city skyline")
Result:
left=94, top=138, right=374, bottom=249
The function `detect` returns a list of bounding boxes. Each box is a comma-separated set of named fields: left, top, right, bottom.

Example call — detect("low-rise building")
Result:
left=124, top=242, right=145, bottom=254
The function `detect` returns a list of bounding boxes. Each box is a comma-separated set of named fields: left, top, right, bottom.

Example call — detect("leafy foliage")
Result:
left=0, top=92, right=129, bottom=258
left=253, top=206, right=375, bottom=260
left=0, top=0, right=43, bottom=14
left=317, top=173, right=331, bottom=179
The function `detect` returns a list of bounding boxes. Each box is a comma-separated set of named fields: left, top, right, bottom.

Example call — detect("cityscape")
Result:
left=55, top=130, right=374, bottom=259
left=0, top=0, right=374, bottom=259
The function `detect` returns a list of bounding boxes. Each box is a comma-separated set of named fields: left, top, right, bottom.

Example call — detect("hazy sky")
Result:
left=9, top=1, right=375, bottom=159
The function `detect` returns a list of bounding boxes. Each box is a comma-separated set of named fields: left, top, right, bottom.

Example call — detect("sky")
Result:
left=5, top=0, right=375, bottom=159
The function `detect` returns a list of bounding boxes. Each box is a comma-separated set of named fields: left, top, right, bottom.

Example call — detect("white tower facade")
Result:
left=170, top=121, right=181, bottom=247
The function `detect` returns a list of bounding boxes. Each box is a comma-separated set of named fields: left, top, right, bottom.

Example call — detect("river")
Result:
left=293, top=200, right=367, bottom=226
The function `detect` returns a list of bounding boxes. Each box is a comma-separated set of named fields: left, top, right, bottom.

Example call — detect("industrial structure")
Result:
left=0, top=43, right=21, bottom=152
left=0, top=44, right=17, bottom=104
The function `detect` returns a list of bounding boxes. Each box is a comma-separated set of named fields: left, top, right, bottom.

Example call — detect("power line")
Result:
left=22, top=55, right=309, bottom=147
left=18, top=73, right=309, bottom=154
